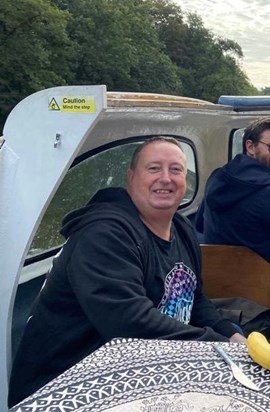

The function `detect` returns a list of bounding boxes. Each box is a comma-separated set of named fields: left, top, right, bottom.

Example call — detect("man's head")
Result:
left=127, top=136, right=187, bottom=220
left=243, top=117, right=270, bottom=168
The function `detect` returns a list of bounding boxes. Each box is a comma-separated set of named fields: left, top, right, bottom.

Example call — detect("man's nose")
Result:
left=159, top=169, right=171, bottom=182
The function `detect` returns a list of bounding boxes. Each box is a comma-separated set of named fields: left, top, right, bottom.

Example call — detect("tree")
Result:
left=0, top=0, right=261, bottom=132
left=0, top=0, right=72, bottom=131
left=52, top=0, right=182, bottom=94
left=178, top=15, right=258, bottom=101
left=261, top=87, right=270, bottom=95
left=145, top=1, right=259, bottom=101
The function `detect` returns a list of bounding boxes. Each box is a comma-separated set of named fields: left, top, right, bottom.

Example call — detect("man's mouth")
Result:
left=154, top=189, right=173, bottom=194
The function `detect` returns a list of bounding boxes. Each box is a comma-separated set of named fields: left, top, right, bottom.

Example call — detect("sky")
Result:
left=175, top=0, right=270, bottom=90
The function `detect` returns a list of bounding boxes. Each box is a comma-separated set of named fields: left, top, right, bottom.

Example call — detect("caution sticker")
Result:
left=49, top=96, right=96, bottom=113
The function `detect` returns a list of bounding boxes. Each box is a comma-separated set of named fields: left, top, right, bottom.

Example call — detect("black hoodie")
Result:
left=9, top=188, right=237, bottom=407
left=196, top=154, right=270, bottom=262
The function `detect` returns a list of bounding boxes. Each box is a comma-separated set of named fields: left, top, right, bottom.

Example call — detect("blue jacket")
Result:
left=196, top=154, right=270, bottom=262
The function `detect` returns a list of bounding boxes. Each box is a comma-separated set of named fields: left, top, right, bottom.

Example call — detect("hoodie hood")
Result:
left=205, top=154, right=270, bottom=211
left=60, top=187, right=138, bottom=239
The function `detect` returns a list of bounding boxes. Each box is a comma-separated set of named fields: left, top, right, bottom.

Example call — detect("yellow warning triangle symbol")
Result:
left=49, top=97, right=60, bottom=111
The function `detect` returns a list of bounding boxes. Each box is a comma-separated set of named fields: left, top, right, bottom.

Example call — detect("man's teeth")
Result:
left=155, top=190, right=171, bottom=193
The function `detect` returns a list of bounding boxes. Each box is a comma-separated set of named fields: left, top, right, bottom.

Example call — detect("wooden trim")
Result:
left=201, top=244, right=270, bottom=307
left=106, top=92, right=228, bottom=110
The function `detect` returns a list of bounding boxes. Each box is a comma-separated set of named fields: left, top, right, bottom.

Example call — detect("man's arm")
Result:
left=190, top=289, right=240, bottom=340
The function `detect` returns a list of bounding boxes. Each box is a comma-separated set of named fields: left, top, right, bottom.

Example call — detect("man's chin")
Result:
left=150, top=202, right=178, bottom=211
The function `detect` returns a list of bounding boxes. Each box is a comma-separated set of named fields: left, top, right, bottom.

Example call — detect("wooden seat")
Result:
left=201, top=244, right=270, bottom=307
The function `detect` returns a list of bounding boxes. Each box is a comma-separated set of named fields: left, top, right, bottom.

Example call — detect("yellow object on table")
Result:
left=247, top=331, right=270, bottom=370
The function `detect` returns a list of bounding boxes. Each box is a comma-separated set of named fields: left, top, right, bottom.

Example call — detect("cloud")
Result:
left=175, top=0, right=270, bottom=88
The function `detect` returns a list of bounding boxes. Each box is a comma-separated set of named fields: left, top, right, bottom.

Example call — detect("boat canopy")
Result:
left=0, top=85, right=106, bottom=411
left=218, top=95, right=270, bottom=112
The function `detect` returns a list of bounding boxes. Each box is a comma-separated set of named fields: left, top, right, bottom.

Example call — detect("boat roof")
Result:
left=106, top=92, right=270, bottom=112
left=218, top=95, right=270, bottom=112
left=2, top=85, right=270, bottom=412
left=106, top=91, right=227, bottom=110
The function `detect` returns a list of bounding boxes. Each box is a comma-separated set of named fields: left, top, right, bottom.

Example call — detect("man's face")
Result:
left=127, top=141, right=187, bottom=217
left=247, top=130, right=270, bottom=167
left=252, top=130, right=270, bottom=168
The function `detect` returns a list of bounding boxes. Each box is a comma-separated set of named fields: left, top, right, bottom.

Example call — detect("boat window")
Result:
left=28, top=139, right=196, bottom=256
left=231, top=128, right=244, bottom=158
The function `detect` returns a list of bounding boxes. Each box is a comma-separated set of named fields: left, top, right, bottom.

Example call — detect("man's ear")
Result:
left=245, top=139, right=255, bottom=157
left=127, top=168, right=134, bottom=185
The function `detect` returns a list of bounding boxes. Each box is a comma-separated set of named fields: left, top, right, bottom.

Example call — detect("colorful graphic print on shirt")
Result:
left=158, top=262, right=197, bottom=324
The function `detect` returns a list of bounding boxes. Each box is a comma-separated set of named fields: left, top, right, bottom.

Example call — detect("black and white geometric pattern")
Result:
left=10, top=339, right=270, bottom=411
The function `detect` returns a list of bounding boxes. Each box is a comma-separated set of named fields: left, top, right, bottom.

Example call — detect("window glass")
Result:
left=29, top=139, right=196, bottom=255
left=232, top=128, right=244, bottom=158
left=183, top=143, right=196, bottom=203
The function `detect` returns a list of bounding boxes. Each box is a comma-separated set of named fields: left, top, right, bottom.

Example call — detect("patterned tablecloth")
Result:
left=10, top=338, right=270, bottom=412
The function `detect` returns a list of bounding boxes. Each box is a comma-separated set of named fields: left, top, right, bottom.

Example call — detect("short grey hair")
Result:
left=129, top=136, right=184, bottom=170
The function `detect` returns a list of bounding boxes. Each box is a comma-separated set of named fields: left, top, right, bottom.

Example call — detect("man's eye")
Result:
left=148, top=166, right=160, bottom=172
left=170, top=167, right=183, bottom=174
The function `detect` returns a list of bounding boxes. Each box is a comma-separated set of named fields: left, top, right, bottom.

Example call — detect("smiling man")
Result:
left=127, top=138, right=187, bottom=240
left=196, top=117, right=270, bottom=262
left=8, top=136, right=245, bottom=408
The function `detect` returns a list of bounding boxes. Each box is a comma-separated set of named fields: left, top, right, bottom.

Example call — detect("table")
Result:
left=9, top=338, right=270, bottom=411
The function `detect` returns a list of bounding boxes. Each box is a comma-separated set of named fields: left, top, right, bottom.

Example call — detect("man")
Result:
left=8, top=136, right=245, bottom=407
left=196, top=117, right=270, bottom=262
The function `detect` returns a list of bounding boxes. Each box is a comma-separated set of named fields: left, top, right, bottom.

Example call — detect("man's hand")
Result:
left=229, top=332, right=247, bottom=344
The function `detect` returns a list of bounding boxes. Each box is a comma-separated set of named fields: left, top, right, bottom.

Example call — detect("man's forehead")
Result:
left=139, top=141, right=185, bottom=158
left=261, top=129, right=270, bottom=141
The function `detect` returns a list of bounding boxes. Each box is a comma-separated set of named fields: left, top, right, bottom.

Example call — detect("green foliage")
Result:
left=0, top=0, right=261, bottom=131
left=149, top=6, right=259, bottom=101
left=0, top=0, right=73, bottom=130
left=52, top=0, right=182, bottom=93
left=261, top=87, right=270, bottom=95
